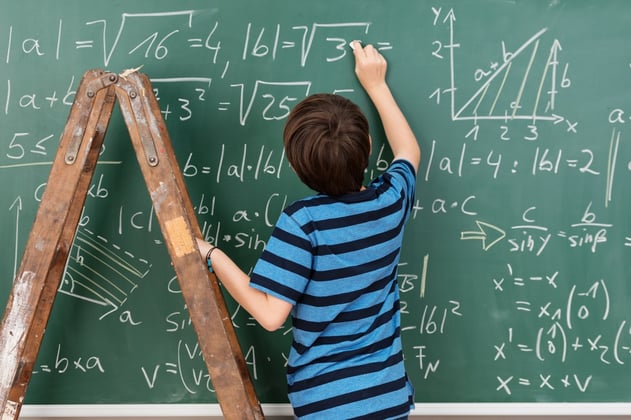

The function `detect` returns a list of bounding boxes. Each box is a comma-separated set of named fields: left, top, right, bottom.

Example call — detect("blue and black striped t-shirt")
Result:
left=250, top=159, right=416, bottom=419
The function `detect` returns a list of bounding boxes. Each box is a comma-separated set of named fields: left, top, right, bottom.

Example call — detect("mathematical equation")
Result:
left=0, top=11, right=395, bottom=133
left=1, top=11, right=391, bottom=66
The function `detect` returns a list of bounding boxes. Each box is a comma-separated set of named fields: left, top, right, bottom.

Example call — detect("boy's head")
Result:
left=283, top=93, right=370, bottom=196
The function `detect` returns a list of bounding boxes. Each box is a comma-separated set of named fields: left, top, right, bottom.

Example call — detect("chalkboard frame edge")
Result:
left=20, top=402, right=631, bottom=417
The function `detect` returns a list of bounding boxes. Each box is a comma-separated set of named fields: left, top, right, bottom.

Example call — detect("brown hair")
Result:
left=283, top=93, right=370, bottom=196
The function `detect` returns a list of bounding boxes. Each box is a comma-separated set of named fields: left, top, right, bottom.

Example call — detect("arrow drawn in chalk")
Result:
left=460, top=220, right=506, bottom=251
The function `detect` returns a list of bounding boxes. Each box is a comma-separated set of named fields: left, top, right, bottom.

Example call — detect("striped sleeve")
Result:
left=250, top=209, right=313, bottom=305
left=385, top=159, right=417, bottom=217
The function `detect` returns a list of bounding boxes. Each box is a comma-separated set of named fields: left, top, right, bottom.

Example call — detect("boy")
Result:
left=197, top=41, right=420, bottom=419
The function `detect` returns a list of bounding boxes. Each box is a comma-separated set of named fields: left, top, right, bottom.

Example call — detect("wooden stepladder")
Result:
left=0, top=69, right=264, bottom=419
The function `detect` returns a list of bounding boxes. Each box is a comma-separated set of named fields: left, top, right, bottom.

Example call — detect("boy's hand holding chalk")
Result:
left=350, top=40, right=388, bottom=93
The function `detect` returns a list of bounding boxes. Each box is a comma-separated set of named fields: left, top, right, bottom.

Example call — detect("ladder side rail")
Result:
left=114, top=74, right=264, bottom=419
left=136, top=72, right=264, bottom=417
left=0, top=71, right=118, bottom=419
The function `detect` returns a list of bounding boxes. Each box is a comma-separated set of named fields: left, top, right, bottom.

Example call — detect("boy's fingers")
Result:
left=351, top=40, right=364, bottom=56
left=365, top=44, right=381, bottom=58
left=357, top=43, right=383, bottom=62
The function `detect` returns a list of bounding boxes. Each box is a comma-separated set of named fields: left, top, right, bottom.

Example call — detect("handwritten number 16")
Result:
left=129, top=30, right=179, bottom=60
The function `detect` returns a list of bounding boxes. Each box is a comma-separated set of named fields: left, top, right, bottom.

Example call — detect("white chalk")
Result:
left=349, top=40, right=361, bottom=50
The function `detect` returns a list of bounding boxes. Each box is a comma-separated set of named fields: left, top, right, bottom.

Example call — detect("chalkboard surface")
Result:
left=2, top=0, right=631, bottom=406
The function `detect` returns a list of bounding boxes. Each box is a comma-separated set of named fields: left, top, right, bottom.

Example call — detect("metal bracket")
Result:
left=115, top=75, right=159, bottom=167
left=65, top=71, right=119, bottom=165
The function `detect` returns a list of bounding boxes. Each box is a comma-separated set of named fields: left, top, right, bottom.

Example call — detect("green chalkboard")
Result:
left=2, top=0, right=631, bottom=408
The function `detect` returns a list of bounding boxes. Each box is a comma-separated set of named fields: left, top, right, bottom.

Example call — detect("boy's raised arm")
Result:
left=351, top=41, right=420, bottom=172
